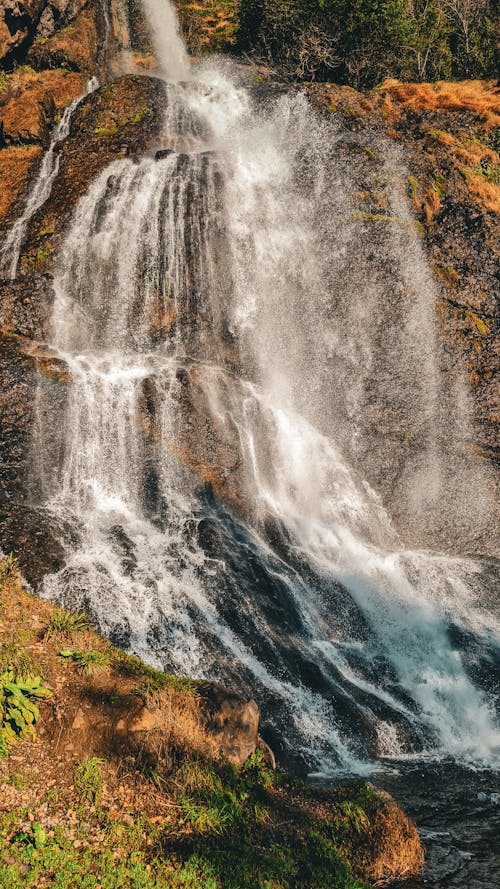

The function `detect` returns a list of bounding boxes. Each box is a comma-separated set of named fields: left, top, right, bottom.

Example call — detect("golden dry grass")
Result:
left=34, top=6, right=98, bottom=73
left=366, top=797, right=425, bottom=885
left=380, top=79, right=500, bottom=127
left=0, top=145, right=43, bottom=220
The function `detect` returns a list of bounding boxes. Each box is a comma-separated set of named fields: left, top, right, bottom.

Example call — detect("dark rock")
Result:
left=155, top=147, right=174, bottom=160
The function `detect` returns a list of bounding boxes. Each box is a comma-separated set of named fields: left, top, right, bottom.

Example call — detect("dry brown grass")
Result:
left=366, top=797, right=425, bottom=885
left=379, top=79, right=500, bottom=127
left=379, top=79, right=500, bottom=214
left=0, top=145, right=42, bottom=220
left=422, top=183, right=442, bottom=224
left=466, top=173, right=500, bottom=213
left=32, top=6, right=99, bottom=74
left=0, top=69, right=86, bottom=147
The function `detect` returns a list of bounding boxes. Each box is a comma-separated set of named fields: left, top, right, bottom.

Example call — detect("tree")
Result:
left=437, top=0, right=489, bottom=73
left=405, top=0, right=451, bottom=80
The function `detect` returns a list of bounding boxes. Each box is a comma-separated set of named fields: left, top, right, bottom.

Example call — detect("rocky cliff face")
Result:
left=0, top=0, right=498, bottom=580
left=0, top=0, right=167, bottom=577
left=304, top=79, right=499, bottom=546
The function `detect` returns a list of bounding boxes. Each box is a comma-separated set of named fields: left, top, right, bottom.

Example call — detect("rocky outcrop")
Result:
left=0, top=73, right=166, bottom=582
left=0, top=68, right=86, bottom=148
left=13, top=73, right=165, bottom=269
left=27, top=2, right=101, bottom=74
left=0, top=0, right=90, bottom=69
left=375, top=80, right=499, bottom=463
left=196, top=681, right=260, bottom=764
left=0, top=0, right=46, bottom=68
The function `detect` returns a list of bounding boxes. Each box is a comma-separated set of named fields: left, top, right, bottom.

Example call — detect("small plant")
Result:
left=44, top=609, right=89, bottom=641
left=180, top=792, right=241, bottom=835
left=242, top=748, right=275, bottom=790
left=332, top=801, right=370, bottom=835
left=59, top=648, right=110, bottom=676
left=0, top=554, right=17, bottom=587
left=174, top=760, right=224, bottom=796
left=0, top=671, right=52, bottom=756
left=74, top=757, right=104, bottom=805
left=1, top=769, right=27, bottom=790
left=0, top=641, right=36, bottom=676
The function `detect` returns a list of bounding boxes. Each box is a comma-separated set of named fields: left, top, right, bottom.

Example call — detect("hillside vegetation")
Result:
left=0, top=556, right=423, bottom=888
left=174, top=0, right=497, bottom=85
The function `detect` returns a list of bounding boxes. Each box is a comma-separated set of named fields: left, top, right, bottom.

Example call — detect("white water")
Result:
left=30, top=2, right=500, bottom=772
left=0, top=77, right=98, bottom=280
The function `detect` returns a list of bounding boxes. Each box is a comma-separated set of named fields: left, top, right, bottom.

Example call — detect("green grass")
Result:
left=44, top=609, right=89, bottom=641
left=114, top=650, right=198, bottom=699
left=59, top=648, right=111, bottom=676
left=0, top=807, right=369, bottom=888
left=74, top=757, right=105, bottom=806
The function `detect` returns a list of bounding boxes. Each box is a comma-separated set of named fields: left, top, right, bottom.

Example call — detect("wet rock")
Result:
left=15, top=74, right=166, bottom=273
left=155, top=147, right=174, bottom=160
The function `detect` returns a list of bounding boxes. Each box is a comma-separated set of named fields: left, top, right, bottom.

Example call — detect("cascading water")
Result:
left=0, top=78, right=98, bottom=280
left=31, top=1, right=499, bottom=779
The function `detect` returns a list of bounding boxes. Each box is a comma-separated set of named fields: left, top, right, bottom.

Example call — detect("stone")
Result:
left=198, top=681, right=260, bottom=765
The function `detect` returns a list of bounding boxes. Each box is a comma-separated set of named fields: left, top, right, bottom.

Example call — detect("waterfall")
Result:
left=30, top=2, right=499, bottom=773
left=0, top=78, right=99, bottom=280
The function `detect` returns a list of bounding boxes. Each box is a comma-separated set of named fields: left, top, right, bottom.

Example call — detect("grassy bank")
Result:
left=0, top=555, right=423, bottom=887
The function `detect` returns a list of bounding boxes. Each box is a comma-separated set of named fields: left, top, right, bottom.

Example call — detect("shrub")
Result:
left=44, top=609, right=89, bottom=641
left=59, top=648, right=111, bottom=676
left=0, top=671, right=52, bottom=757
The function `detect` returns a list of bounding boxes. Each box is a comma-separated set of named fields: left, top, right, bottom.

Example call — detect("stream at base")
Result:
left=378, top=763, right=500, bottom=887
left=320, top=761, right=500, bottom=886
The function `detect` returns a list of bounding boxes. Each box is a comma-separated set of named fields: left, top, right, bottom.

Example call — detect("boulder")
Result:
left=197, top=681, right=260, bottom=765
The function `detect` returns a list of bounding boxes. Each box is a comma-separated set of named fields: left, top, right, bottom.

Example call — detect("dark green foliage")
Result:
left=0, top=671, right=52, bottom=756
left=237, top=0, right=498, bottom=85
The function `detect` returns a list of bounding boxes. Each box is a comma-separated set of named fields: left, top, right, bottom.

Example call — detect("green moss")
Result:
left=407, top=176, right=418, bottom=200
left=464, top=310, right=492, bottom=336
left=93, top=123, right=119, bottom=137
left=93, top=107, right=153, bottom=138
left=474, top=159, right=500, bottom=184
left=38, top=224, right=55, bottom=238
left=352, top=211, right=392, bottom=223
